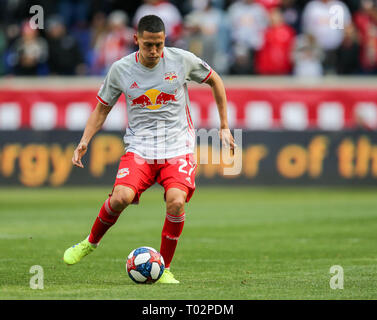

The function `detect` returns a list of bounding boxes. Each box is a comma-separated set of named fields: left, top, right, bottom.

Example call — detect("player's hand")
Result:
left=219, top=128, right=236, bottom=155
left=72, top=142, right=88, bottom=168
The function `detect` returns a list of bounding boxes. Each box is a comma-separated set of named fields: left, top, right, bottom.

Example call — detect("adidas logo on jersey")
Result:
left=130, top=82, right=139, bottom=89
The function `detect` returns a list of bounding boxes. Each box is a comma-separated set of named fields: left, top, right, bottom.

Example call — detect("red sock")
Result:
left=88, top=197, right=122, bottom=245
left=160, top=212, right=185, bottom=268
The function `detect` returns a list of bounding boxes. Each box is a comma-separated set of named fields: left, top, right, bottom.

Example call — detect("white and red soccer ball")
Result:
left=126, top=247, right=165, bottom=284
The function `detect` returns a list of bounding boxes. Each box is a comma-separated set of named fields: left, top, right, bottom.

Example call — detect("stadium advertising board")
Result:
left=0, top=130, right=376, bottom=187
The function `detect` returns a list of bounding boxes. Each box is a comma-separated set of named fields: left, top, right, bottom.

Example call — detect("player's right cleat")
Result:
left=63, top=238, right=96, bottom=265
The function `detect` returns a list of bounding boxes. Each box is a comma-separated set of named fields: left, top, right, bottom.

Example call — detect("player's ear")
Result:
left=133, top=33, right=139, bottom=46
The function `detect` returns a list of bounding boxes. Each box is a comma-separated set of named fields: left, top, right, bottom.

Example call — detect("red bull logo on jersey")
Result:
left=130, top=89, right=176, bottom=110
left=116, top=168, right=129, bottom=179
left=164, top=72, right=178, bottom=84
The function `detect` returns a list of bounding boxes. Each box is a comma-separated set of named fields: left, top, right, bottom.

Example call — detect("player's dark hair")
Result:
left=137, top=15, right=165, bottom=35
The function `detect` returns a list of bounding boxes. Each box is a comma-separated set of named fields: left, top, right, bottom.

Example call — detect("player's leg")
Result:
left=87, top=185, right=136, bottom=245
left=157, top=187, right=188, bottom=284
left=63, top=185, right=136, bottom=265
left=64, top=152, right=152, bottom=265
left=157, top=153, right=197, bottom=283
left=161, top=187, right=187, bottom=267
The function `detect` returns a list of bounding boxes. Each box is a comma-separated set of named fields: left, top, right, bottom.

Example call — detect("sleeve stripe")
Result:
left=96, top=95, right=109, bottom=106
left=201, top=69, right=213, bottom=83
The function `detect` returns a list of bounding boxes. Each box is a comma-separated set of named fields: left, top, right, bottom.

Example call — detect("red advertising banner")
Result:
left=1, top=88, right=377, bottom=130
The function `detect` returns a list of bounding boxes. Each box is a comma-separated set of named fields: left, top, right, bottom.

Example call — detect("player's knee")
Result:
left=111, top=193, right=133, bottom=210
left=166, top=188, right=187, bottom=215
left=166, top=197, right=185, bottom=215
left=111, top=186, right=135, bottom=210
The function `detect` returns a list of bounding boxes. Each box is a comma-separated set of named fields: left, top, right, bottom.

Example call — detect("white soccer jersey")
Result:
left=97, top=47, right=212, bottom=159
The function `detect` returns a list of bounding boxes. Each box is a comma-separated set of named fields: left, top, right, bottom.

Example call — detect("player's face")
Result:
left=135, top=31, right=165, bottom=68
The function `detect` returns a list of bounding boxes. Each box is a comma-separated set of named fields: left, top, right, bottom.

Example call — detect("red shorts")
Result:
left=111, top=152, right=197, bottom=204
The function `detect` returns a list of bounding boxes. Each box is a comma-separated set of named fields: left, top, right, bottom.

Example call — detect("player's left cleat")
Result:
left=156, top=269, right=180, bottom=284
left=63, top=238, right=96, bottom=265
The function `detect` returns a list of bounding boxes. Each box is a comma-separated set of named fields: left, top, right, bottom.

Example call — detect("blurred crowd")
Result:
left=0, top=0, right=376, bottom=77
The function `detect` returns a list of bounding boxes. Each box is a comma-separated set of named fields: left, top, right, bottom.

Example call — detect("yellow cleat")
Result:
left=63, top=238, right=96, bottom=265
left=157, top=269, right=180, bottom=284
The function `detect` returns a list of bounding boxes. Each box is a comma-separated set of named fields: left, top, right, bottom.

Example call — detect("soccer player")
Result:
left=63, top=15, right=235, bottom=284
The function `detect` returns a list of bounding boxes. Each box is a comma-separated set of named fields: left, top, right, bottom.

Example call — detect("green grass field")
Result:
left=1, top=186, right=377, bottom=300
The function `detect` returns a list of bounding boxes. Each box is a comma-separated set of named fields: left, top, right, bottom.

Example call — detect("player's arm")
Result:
left=205, top=70, right=236, bottom=152
left=72, top=102, right=112, bottom=168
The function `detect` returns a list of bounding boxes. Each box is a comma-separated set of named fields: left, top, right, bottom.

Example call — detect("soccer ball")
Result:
left=126, top=246, right=165, bottom=284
